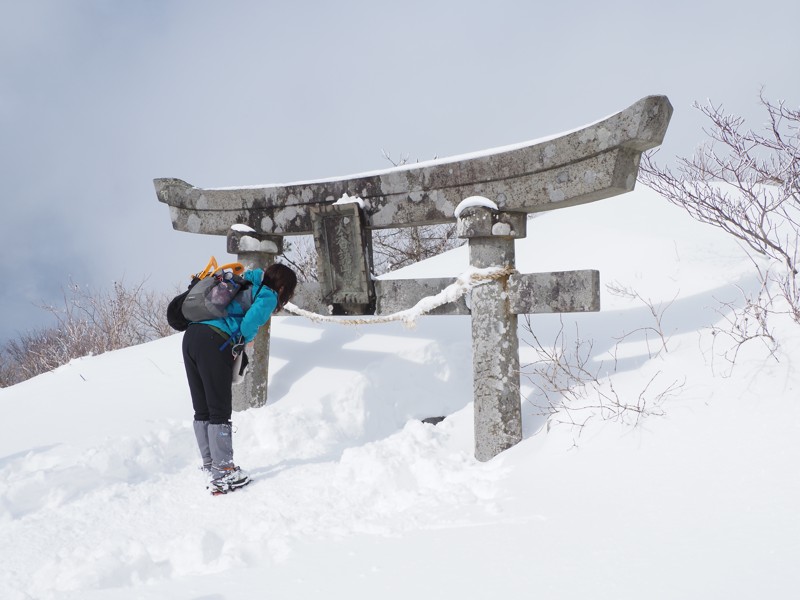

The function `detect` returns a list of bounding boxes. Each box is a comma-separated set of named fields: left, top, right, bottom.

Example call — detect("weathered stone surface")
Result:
left=227, top=230, right=283, bottom=256
left=508, top=270, right=600, bottom=314
left=289, top=281, right=330, bottom=316
left=468, top=238, right=522, bottom=462
left=456, top=207, right=527, bottom=239
left=468, top=238, right=517, bottom=271
left=231, top=250, right=274, bottom=413
left=310, top=202, right=374, bottom=314
left=375, top=278, right=471, bottom=315
left=372, top=271, right=600, bottom=317
left=154, top=96, right=672, bottom=235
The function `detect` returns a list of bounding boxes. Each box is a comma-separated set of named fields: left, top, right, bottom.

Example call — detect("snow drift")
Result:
left=1, top=187, right=799, bottom=600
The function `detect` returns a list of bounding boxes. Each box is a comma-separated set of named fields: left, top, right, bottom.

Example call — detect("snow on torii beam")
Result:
left=154, top=95, right=672, bottom=236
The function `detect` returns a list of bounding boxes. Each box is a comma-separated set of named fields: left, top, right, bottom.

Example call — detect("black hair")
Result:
left=263, top=263, right=298, bottom=310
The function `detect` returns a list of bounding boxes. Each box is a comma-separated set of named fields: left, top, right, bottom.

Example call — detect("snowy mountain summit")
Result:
left=1, top=187, right=798, bottom=599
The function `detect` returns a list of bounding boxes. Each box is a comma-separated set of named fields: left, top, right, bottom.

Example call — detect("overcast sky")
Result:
left=1, top=0, right=798, bottom=343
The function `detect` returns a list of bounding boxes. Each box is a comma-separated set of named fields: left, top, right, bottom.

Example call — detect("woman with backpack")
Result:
left=181, top=262, right=297, bottom=495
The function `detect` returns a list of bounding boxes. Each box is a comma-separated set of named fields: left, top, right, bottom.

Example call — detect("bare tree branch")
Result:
left=640, top=91, right=800, bottom=339
left=1, top=278, right=174, bottom=386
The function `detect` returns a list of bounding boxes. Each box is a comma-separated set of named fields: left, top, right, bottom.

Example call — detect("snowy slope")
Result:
left=1, top=187, right=799, bottom=600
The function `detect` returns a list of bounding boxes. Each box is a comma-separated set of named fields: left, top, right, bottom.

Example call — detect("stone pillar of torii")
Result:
left=155, top=95, right=672, bottom=461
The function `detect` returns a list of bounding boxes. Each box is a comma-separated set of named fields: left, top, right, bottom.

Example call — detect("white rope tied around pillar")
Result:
left=282, top=265, right=516, bottom=328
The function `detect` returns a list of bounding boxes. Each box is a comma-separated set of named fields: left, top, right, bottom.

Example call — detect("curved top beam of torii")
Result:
left=154, top=95, right=672, bottom=237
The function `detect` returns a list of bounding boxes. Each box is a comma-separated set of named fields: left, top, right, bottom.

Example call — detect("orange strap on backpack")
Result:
left=193, top=257, right=245, bottom=280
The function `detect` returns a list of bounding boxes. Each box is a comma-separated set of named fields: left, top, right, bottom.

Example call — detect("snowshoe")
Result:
left=208, top=466, right=250, bottom=495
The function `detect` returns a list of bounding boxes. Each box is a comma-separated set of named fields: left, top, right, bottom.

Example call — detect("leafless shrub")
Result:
left=0, top=352, right=18, bottom=388
left=282, top=235, right=319, bottom=283
left=381, top=149, right=412, bottom=167
left=606, top=283, right=677, bottom=359
left=640, top=91, right=800, bottom=344
left=520, top=290, right=684, bottom=436
left=372, top=224, right=463, bottom=274
left=1, top=279, right=173, bottom=386
left=705, top=264, right=779, bottom=375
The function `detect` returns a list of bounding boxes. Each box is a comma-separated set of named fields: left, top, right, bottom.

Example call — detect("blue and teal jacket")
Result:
left=197, top=268, right=279, bottom=343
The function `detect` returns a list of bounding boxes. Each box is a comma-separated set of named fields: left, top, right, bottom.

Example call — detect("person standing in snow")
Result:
left=182, top=262, right=297, bottom=495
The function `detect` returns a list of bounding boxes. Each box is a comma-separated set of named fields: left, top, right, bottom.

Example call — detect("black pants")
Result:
left=182, top=324, right=235, bottom=424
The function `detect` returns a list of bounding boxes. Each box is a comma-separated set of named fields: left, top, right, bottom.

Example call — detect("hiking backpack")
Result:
left=167, top=257, right=256, bottom=331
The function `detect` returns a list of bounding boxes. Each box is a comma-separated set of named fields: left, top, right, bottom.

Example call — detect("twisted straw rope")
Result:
left=283, top=265, right=515, bottom=327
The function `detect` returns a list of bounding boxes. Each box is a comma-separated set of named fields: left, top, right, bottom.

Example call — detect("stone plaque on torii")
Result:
left=155, top=95, right=672, bottom=461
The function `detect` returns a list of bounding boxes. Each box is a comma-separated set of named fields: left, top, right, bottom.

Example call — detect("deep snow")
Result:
left=1, top=187, right=799, bottom=599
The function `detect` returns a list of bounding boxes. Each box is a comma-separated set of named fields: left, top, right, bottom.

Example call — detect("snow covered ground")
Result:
left=2, top=187, right=799, bottom=599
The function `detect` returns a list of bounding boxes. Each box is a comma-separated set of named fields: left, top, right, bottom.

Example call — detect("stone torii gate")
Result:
left=155, top=95, right=672, bottom=461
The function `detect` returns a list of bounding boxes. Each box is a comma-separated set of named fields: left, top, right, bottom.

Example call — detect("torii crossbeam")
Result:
left=155, top=95, right=672, bottom=460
